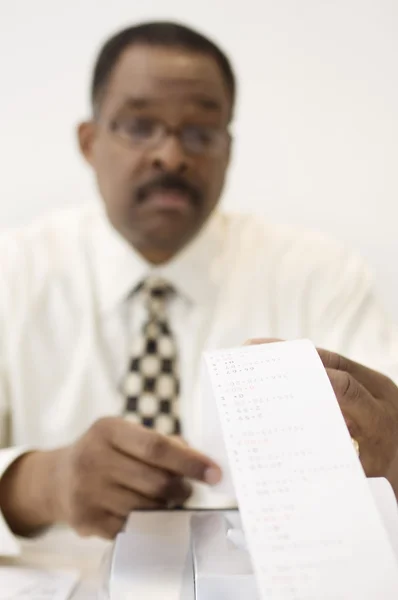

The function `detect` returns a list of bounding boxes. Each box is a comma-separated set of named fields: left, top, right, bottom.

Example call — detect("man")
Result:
left=0, top=21, right=398, bottom=545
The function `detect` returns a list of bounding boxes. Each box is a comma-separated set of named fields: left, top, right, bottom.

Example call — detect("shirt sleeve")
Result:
left=0, top=378, right=26, bottom=555
left=0, top=450, right=28, bottom=556
left=0, top=245, right=26, bottom=556
left=307, top=245, right=398, bottom=382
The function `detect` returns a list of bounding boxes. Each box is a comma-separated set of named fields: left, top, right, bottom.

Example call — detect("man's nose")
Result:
left=150, top=135, right=189, bottom=173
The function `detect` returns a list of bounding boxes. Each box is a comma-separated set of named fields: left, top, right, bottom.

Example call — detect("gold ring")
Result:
left=351, top=437, right=360, bottom=457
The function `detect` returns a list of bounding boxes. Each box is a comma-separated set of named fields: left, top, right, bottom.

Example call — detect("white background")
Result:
left=0, top=1, right=397, bottom=318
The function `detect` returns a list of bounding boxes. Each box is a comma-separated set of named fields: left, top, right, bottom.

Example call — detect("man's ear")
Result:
left=77, top=121, right=97, bottom=166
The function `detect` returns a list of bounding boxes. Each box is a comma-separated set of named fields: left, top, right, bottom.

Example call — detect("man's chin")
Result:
left=126, top=218, right=200, bottom=262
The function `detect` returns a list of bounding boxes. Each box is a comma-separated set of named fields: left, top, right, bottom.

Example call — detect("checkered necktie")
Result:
left=124, top=277, right=180, bottom=435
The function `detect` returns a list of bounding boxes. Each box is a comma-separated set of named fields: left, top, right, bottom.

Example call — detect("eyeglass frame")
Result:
left=96, top=114, right=231, bottom=158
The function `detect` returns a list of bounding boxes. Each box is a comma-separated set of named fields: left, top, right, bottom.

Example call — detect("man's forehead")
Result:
left=106, top=44, right=229, bottom=105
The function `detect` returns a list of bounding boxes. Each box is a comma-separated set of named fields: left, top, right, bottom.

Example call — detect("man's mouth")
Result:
left=136, top=176, right=202, bottom=212
left=144, top=188, right=194, bottom=211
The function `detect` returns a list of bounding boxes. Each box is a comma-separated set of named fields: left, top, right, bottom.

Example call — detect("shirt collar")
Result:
left=89, top=206, right=226, bottom=315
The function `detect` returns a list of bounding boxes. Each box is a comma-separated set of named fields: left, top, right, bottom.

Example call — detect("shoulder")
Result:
left=0, top=203, right=102, bottom=310
left=218, top=211, right=370, bottom=283
left=0, top=202, right=100, bottom=245
left=0, top=203, right=100, bottom=269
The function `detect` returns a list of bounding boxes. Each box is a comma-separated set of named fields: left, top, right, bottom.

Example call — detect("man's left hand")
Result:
left=317, top=348, right=398, bottom=480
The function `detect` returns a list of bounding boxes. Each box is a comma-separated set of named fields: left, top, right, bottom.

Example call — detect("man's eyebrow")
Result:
left=191, top=95, right=222, bottom=112
left=121, top=93, right=222, bottom=112
left=123, top=97, right=152, bottom=110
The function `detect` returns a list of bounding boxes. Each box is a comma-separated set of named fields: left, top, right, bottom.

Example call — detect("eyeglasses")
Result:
left=106, top=116, right=229, bottom=157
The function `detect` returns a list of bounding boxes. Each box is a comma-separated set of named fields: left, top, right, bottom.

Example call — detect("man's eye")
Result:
left=120, top=118, right=157, bottom=139
left=183, top=126, right=214, bottom=146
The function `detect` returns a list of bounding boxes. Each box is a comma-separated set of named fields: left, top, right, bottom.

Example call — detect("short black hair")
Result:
left=91, top=21, right=236, bottom=118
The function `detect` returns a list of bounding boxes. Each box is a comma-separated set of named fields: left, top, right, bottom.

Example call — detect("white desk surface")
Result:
left=0, top=526, right=111, bottom=599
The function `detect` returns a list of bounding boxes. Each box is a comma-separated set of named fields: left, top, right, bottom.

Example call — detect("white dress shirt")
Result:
left=0, top=203, right=397, bottom=552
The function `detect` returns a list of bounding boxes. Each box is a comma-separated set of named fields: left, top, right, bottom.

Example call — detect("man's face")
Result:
left=78, top=44, right=232, bottom=263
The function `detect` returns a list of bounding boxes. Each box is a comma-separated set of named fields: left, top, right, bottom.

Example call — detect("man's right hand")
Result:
left=0, top=417, right=222, bottom=539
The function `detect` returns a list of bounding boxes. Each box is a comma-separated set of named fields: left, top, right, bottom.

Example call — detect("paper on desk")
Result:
left=116, top=512, right=192, bottom=600
left=0, top=566, right=79, bottom=600
left=203, top=339, right=398, bottom=600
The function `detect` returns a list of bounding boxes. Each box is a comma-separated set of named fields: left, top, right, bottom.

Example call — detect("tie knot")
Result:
left=143, top=277, right=173, bottom=298
left=139, top=277, right=173, bottom=320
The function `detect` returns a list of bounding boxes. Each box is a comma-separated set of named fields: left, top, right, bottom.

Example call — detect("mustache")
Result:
left=135, top=174, right=203, bottom=205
